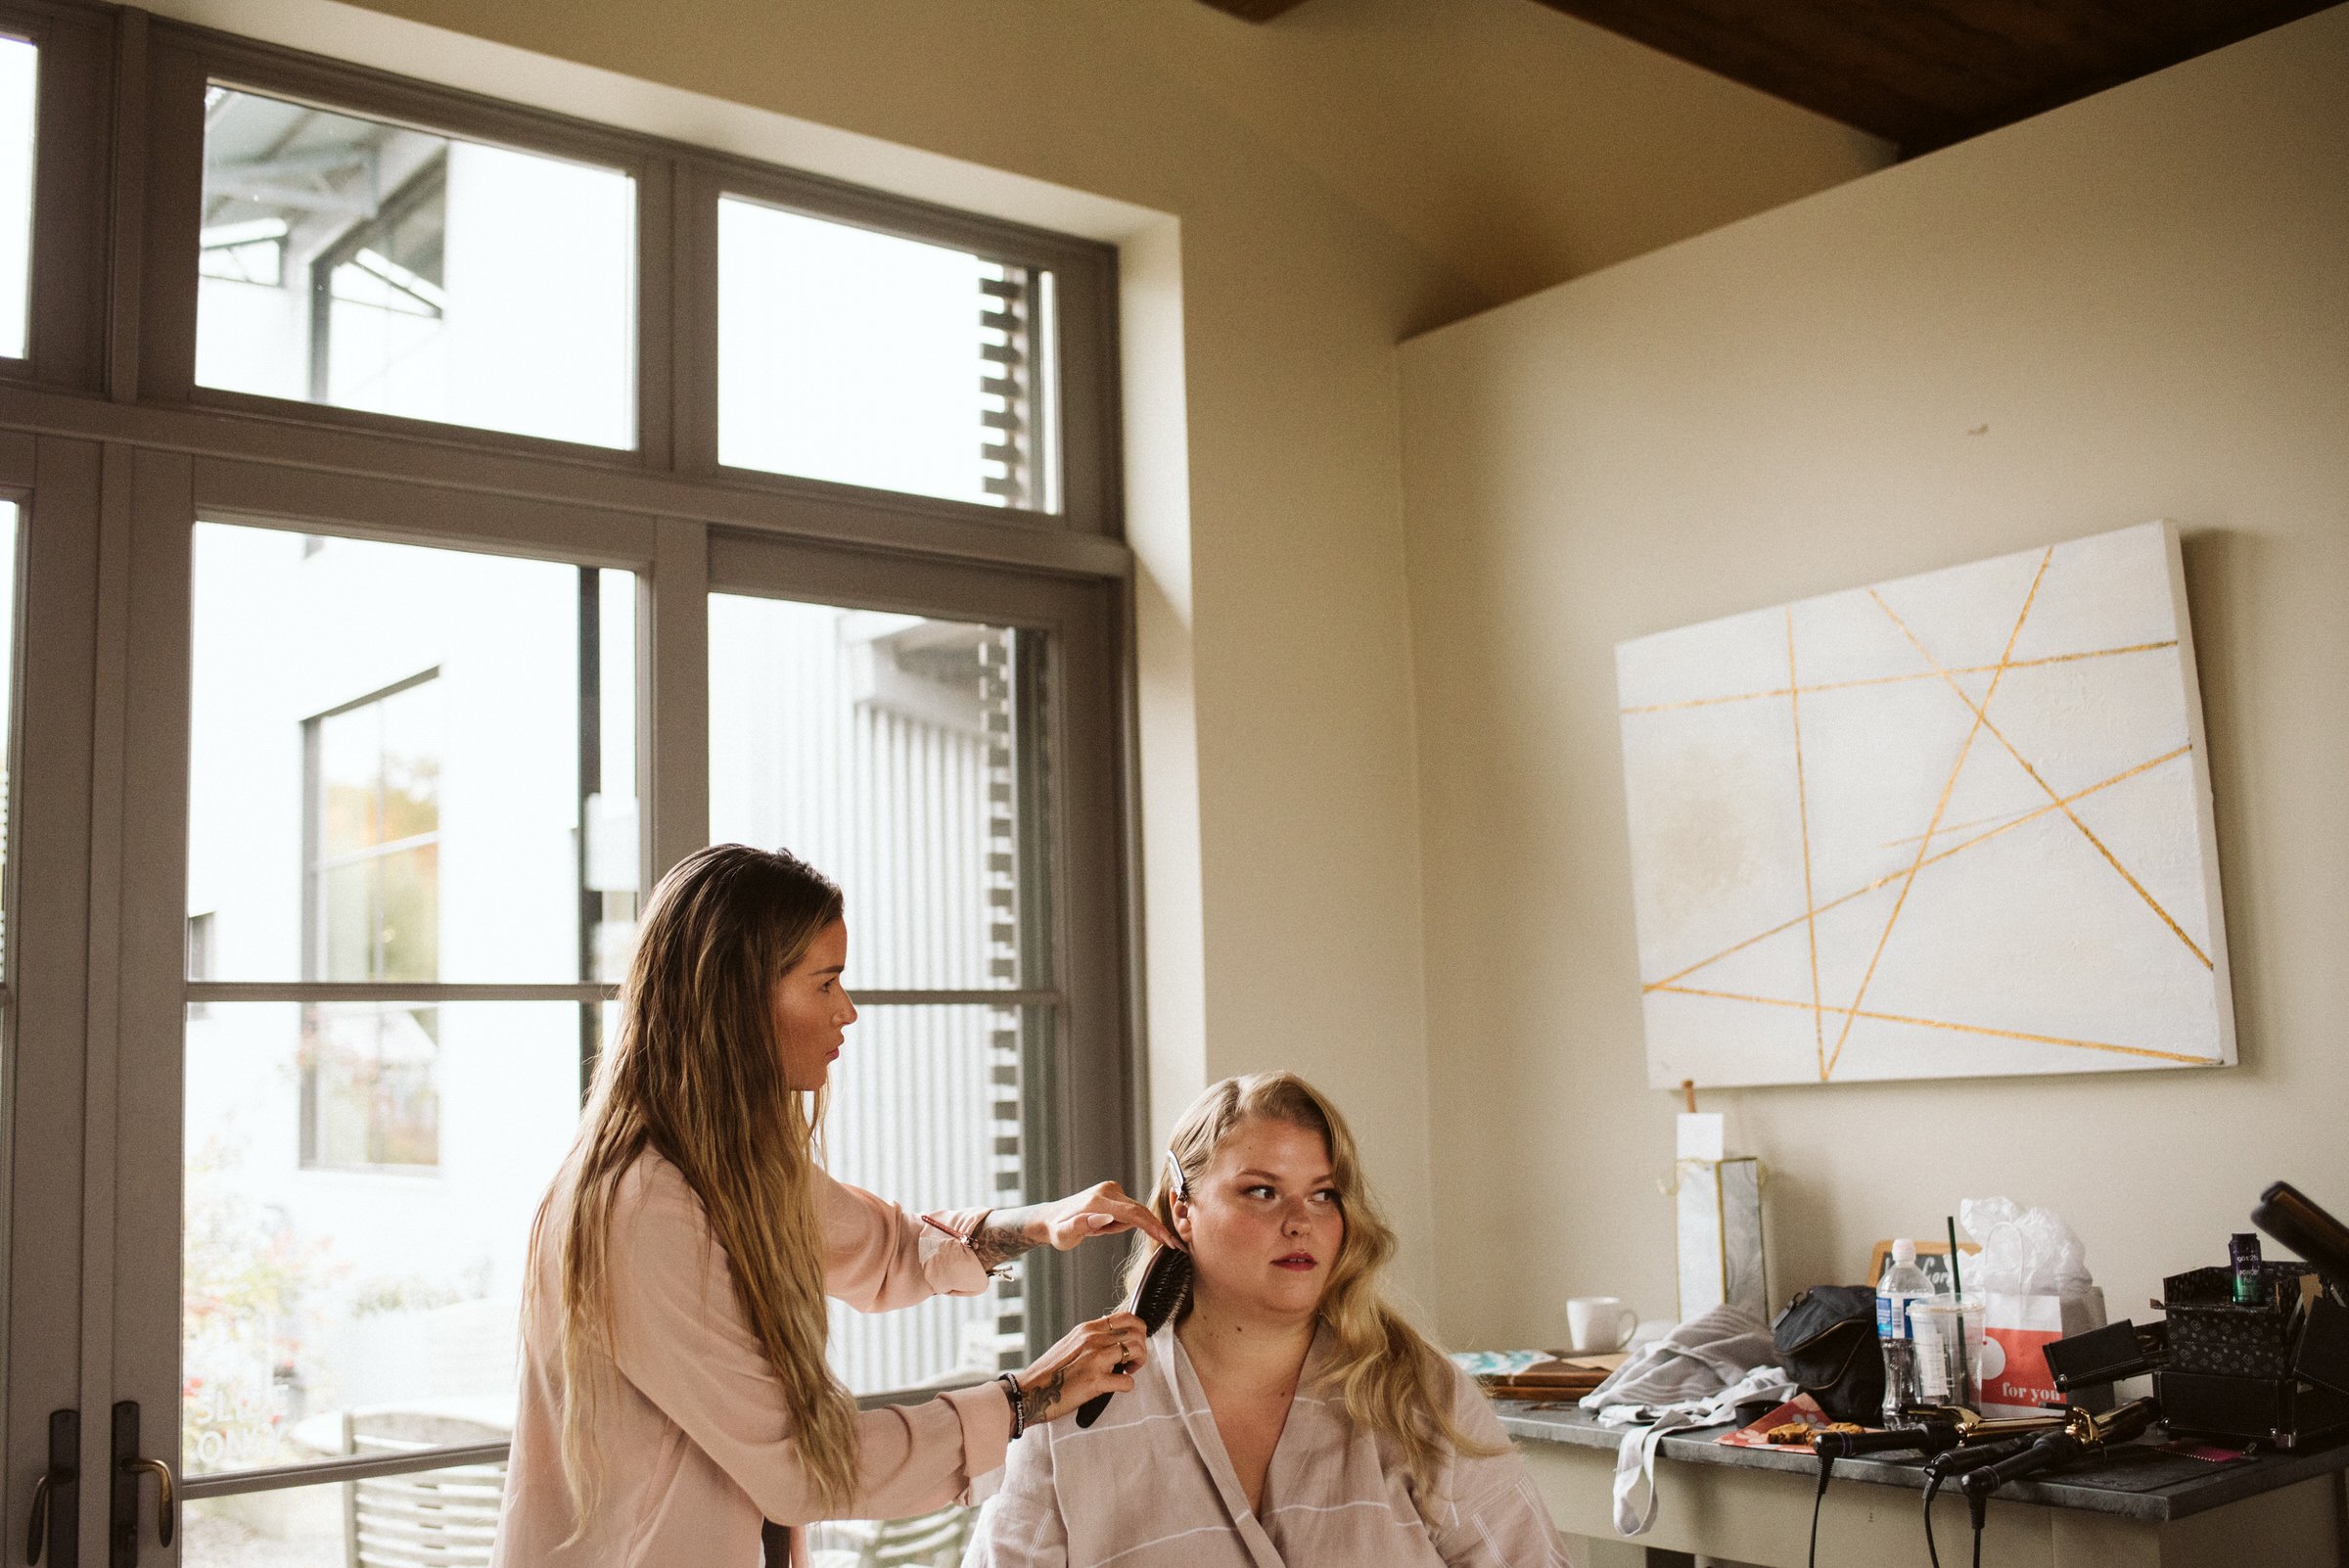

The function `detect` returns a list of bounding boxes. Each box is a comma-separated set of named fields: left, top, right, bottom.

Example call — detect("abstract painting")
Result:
left=1616, top=521, right=2233, bottom=1087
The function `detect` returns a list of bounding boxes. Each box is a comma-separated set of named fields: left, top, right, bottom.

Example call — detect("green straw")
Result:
left=1948, top=1216, right=1964, bottom=1297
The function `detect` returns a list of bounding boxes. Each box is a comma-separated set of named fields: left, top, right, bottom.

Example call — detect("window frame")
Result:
left=0, top=0, right=111, bottom=390
left=0, top=0, right=1143, bottom=1530
left=140, top=23, right=675, bottom=465
left=126, top=16, right=1125, bottom=539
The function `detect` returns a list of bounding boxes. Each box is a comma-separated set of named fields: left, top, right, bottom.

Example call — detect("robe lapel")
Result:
left=1167, top=1334, right=1290, bottom=1568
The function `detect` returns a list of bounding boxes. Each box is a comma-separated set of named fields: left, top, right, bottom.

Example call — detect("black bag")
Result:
left=1772, top=1285, right=1884, bottom=1424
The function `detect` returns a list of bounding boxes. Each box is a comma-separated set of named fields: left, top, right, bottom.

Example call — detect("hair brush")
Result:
left=1074, top=1242, right=1194, bottom=1428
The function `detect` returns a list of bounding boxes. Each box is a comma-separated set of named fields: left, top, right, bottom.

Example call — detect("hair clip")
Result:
left=1166, top=1149, right=1191, bottom=1203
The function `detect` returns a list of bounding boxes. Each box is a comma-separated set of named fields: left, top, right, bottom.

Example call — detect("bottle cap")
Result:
left=1892, top=1238, right=1917, bottom=1264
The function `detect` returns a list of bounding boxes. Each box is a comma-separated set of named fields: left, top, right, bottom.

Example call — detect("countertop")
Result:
left=1497, top=1403, right=2349, bottom=1523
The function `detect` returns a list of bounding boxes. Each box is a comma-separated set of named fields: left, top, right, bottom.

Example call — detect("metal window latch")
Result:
left=109, top=1403, right=175, bottom=1566
left=25, top=1409, right=77, bottom=1566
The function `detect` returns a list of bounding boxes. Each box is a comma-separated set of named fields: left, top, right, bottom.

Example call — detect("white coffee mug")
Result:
left=1567, top=1296, right=1638, bottom=1354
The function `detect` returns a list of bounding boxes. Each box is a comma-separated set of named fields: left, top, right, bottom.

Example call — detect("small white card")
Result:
left=1676, top=1112, right=1726, bottom=1162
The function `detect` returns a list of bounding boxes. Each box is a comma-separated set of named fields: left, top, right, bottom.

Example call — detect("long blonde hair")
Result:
left=1131, top=1072, right=1502, bottom=1487
left=530, top=844, right=861, bottom=1533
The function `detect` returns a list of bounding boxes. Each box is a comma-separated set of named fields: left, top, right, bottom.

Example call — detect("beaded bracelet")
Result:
left=998, top=1372, right=1027, bottom=1439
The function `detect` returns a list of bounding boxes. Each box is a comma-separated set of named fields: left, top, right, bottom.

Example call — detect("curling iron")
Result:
left=1808, top=1408, right=2071, bottom=1568
left=1958, top=1397, right=2159, bottom=1503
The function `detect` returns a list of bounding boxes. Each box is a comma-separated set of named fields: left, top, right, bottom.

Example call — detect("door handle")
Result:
left=109, top=1402, right=174, bottom=1565
left=25, top=1408, right=78, bottom=1565
left=119, top=1460, right=172, bottom=1549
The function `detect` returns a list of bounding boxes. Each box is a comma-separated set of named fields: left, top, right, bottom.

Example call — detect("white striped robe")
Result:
left=963, top=1322, right=1570, bottom=1568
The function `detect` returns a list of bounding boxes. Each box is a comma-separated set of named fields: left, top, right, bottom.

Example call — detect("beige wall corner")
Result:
left=1401, top=5, right=2349, bottom=1346
left=1117, top=215, right=1210, bottom=1160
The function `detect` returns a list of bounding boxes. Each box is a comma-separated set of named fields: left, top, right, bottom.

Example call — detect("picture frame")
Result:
left=1866, top=1238, right=1982, bottom=1295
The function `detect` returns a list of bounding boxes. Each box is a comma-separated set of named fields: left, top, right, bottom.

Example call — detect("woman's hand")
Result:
left=1011, top=1312, right=1149, bottom=1427
left=1032, top=1181, right=1183, bottom=1253
left=962, top=1184, right=1182, bottom=1272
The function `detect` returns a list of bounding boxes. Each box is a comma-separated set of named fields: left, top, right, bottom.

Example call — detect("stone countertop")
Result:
left=1497, top=1403, right=2349, bottom=1523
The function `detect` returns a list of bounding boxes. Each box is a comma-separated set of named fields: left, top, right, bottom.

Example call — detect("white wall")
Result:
left=1400, top=6, right=2349, bottom=1344
left=153, top=0, right=1888, bottom=1305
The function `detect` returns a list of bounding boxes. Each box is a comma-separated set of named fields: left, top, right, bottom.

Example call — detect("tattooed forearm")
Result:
left=969, top=1206, right=1044, bottom=1271
left=1021, top=1367, right=1065, bottom=1428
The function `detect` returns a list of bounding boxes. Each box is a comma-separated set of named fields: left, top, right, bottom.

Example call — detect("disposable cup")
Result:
left=1909, top=1292, right=1985, bottom=1408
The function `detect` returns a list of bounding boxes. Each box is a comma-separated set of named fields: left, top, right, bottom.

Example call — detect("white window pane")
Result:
left=184, top=1000, right=586, bottom=1481
left=717, top=198, right=1047, bottom=509
left=190, top=525, right=639, bottom=983
left=708, top=594, right=1033, bottom=991
left=0, top=38, right=34, bottom=360
left=821, top=1005, right=1027, bottom=1395
left=197, top=89, right=635, bottom=448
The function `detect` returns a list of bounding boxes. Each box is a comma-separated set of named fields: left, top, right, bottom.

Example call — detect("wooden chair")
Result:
left=341, top=1409, right=508, bottom=1568
left=808, top=1502, right=974, bottom=1568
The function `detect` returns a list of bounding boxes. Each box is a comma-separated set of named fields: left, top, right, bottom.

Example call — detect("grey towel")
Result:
left=1578, top=1302, right=1777, bottom=1415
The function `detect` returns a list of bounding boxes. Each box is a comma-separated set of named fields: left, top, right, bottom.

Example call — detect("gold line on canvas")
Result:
left=1785, top=605, right=1827, bottom=1082
left=1650, top=984, right=2217, bottom=1065
left=1876, top=600, right=2214, bottom=971
left=1640, top=744, right=2190, bottom=995
left=1825, top=549, right=2054, bottom=1077
left=1617, top=639, right=2179, bottom=715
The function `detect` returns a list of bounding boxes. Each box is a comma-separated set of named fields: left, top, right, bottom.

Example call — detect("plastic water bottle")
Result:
left=1878, top=1238, right=1931, bottom=1425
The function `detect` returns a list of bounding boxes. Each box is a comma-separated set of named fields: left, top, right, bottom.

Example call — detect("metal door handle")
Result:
left=27, top=1408, right=78, bottom=1566
left=110, top=1401, right=172, bottom=1566
left=26, top=1467, right=72, bottom=1565
left=119, top=1458, right=173, bottom=1549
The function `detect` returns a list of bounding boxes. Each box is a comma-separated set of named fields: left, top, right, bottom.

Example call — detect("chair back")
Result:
left=342, top=1410, right=509, bottom=1568
left=863, top=1503, right=972, bottom=1567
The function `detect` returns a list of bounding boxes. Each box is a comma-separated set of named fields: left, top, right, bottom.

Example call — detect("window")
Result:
left=308, top=672, right=442, bottom=987
left=718, top=198, right=1053, bottom=510
left=0, top=13, right=1128, bottom=1560
left=0, top=35, right=30, bottom=359
left=195, top=87, right=636, bottom=447
left=185, top=523, right=639, bottom=1499
left=711, top=597, right=1042, bottom=1393
left=301, top=672, right=442, bottom=1169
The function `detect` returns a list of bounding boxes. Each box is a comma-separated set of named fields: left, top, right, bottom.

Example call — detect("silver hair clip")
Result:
left=1166, top=1149, right=1191, bottom=1203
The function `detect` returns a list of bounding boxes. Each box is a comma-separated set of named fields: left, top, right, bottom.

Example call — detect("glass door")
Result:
left=100, top=464, right=656, bottom=1566
left=704, top=532, right=1131, bottom=1557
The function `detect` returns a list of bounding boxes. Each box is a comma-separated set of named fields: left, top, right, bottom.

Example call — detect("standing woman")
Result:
left=492, top=844, right=1173, bottom=1567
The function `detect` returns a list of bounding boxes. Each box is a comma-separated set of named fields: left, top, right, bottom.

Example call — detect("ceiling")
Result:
left=1197, top=0, right=2336, bottom=153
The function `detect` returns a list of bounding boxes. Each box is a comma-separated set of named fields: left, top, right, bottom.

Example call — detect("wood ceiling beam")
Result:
left=1528, top=0, right=2333, bottom=152
left=1195, top=0, right=1312, bottom=20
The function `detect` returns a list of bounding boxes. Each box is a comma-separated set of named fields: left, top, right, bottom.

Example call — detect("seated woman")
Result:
left=965, top=1072, right=1567, bottom=1567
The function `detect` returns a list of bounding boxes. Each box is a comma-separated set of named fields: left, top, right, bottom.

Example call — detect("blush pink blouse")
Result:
left=491, top=1152, right=1012, bottom=1568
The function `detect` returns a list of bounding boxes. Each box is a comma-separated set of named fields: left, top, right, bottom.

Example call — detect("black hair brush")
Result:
left=1074, top=1243, right=1193, bottom=1428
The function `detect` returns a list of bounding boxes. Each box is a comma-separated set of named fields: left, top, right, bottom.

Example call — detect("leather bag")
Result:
left=1772, top=1285, right=1884, bottom=1424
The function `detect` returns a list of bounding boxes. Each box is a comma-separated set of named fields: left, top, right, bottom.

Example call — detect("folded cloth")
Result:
left=1576, top=1304, right=1797, bottom=1537
left=1578, top=1303, right=1777, bottom=1417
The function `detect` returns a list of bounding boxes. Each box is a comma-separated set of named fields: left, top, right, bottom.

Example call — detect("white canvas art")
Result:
left=1616, top=521, right=2234, bottom=1087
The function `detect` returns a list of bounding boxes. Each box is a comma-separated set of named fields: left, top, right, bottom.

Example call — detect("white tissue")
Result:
left=1958, top=1195, right=2093, bottom=1296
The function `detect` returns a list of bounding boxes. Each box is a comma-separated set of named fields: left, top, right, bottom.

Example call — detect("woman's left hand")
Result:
left=1032, top=1181, right=1182, bottom=1253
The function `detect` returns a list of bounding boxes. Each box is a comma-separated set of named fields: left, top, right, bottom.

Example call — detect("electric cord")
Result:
left=1919, top=1434, right=2036, bottom=1568
left=1808, top=1453, right=1831, bottom=1568
left=1808, top=1425, right=1958, bottom=1568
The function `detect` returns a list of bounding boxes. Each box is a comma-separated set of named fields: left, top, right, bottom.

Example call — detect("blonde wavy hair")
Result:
left=529, top=843, right=861, bottom=1536
left=1129, top=1072, right=1501, bottom=1488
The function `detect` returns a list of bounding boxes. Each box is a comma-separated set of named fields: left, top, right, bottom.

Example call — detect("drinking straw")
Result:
left=1947, top=1216, right=1964, bottom=1297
